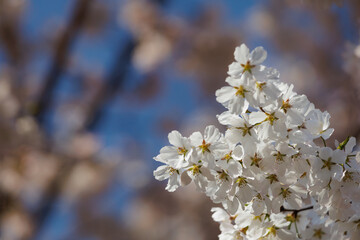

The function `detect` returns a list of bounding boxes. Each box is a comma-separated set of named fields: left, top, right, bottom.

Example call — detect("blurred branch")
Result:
left=83, top=0, right=168, bottom=130
left=32, top=0, right=93, bottom=125
left=83, top=39, right=136, bottom=130
left=29, top=0, right=94, bottom=238
left=29, top=154, right=78, bottom=240
left=0, top=9, right=22, bottom=66
left=31, top=1, right=167, bottom=238
left=31, top=4, right=158, bottom=235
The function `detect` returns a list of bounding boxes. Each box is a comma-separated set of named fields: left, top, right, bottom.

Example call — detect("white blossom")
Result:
left=153, top=43, right=360, bottom=240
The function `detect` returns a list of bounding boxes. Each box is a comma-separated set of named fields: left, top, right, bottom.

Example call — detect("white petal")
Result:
left=225, top=129, right=242, bottom=144
left=216, top=86, right=236, bottom=104
left=211, top=207, right=229, bottom=222
left=332, top=149, right=346, bottom=164
left=250, top=46, right=267, bottom=65
left=204, top=125, right=220, bottom=143
left=229, top=97, right=249, bottom=114
left=154, top=165, right=170, bottom=181
left=319, top=147, right=332, bottom=160
left=249, top=111, right=267, bottom=125
left=189, top=131, right=203, bottom=146
left=217, top=111, right=242, bottom=126
left=234, top=44, right=249, bottom=63
left=168, top=130, right=184, bottom=147
left=228, top=62, right=242, bottom=77
left=321, top=128, right=334, bottom=140
left=226, top=197, right=240, bottom=215
left=345, top=137, right=356, bottom=153
left=233, top=145, right=244, bottom=159
left=166, top=174, right=180, bottom=192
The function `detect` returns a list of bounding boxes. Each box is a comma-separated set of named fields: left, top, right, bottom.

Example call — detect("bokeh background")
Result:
left=0, top=0, right=359, bottom=239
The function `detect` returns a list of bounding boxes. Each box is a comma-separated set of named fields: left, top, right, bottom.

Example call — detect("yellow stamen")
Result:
left=256, top=81, right=266, bottom=91
left=234, top=85, right=248, bottom=98
left=177, top=147, right=187, bottom=156
left=313, top=228, right=326, bottom=239
left=188, top=164, right=201, bottom=175
left=250, top=153, right=262, bottom=167
left=321, top=157, right=335, bottom=171
left=199, top=139, right=211, bottom=153
left=241, top=60, right=256, bottom=74
left=281, top=99, right=292, bottom=113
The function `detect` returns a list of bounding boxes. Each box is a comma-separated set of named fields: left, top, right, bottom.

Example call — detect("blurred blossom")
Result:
left=343, top=41, right=360, bottom=84
left=355, top=44, right=360, bottom=58
left=0, top=0, right=27, bottom=17
left=121, top=0, right=179, bottom=73
left=276, top=58, right=319, bottom=94
left=0, top=78, right=19, bottom=118
left=69, top=133, right=100, bottom=160
left=173, top=184, right=207, bottom=205
left=64, top=163, right=107, bottom=200
left=119, top=159, right=150, bottom=189
left=22, top=152, right=59, bottom=192
left=55, top=104, right=87, bottom=135
left=177, top=26, right=239, bottom=93
left=0, top=165, right=23, bottom=196
left=326, top=97, right=352, bottom=135
left=133, top=33, right=172, bottom=73
left=1, top=210, right=32, bottom=240
left=15, top=117, right=38, bottom=136
left=124, top=185, right=218, bottom=240
left=247, top=8, right=275, bottom=38
left=120, top=0, right=159, bottom=37
left=127, top=197, right=206, bottom=240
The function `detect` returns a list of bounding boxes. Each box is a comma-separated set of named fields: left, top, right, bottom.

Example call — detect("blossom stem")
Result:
left=320, top=136, right=327, bottom=147
left=294, top=220, right=300, bottom=238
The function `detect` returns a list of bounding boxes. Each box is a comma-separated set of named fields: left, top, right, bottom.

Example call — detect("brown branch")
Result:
left=83, top=38, right=137, bottom=130
left=280, top=205, right=314, bottom=217
left=32, top=0, right=93, bottom=125
left=31, top=0, right=167, bottom=238
left=30, top=0, right=93, bottom=238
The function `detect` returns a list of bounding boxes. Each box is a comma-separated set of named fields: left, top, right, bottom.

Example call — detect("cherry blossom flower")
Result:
left=154, top=44, right=360, bottom=240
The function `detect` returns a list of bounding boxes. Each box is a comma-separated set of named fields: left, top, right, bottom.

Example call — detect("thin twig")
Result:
left=280, top=205, right=314, bottom=215
left=320, top=136, right=327, bottom=147
left=33, top=0, right=92, bottom=125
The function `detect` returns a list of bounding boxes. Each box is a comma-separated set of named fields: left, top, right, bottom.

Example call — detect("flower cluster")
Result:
left=153, top=44, right=360, bottom=239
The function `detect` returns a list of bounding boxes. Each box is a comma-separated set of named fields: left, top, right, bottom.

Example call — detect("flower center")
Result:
left=188, top=164, right=202, bottom=175
left=199, top=139, right=211, bottom=153
left=281, top=99, right=292, bottom=113
left=256, top=81, right=266, bottom=91
left=221, top=151, right=233, bottom=162
left=273, top=151, right=286, bottom=162
left=266, top=174, right=279, bottom=184
left=237, top=124, right=252, bottom=137
left=265, top=112, right=278, bottom=125
left=279, top=187, right=292, bottom=199
left=250, top=153, right=262, bottom=167
left=234, top=85, right=248, bottom=98
left=236, top=177, right=247, bottom=187
left=313, top=228, right=326, bottom=239
left=321, top=157, right=336, bottom=171
left=241, top=60, right=255, bottom=74
left=177, top=147, right=187, bottom=156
